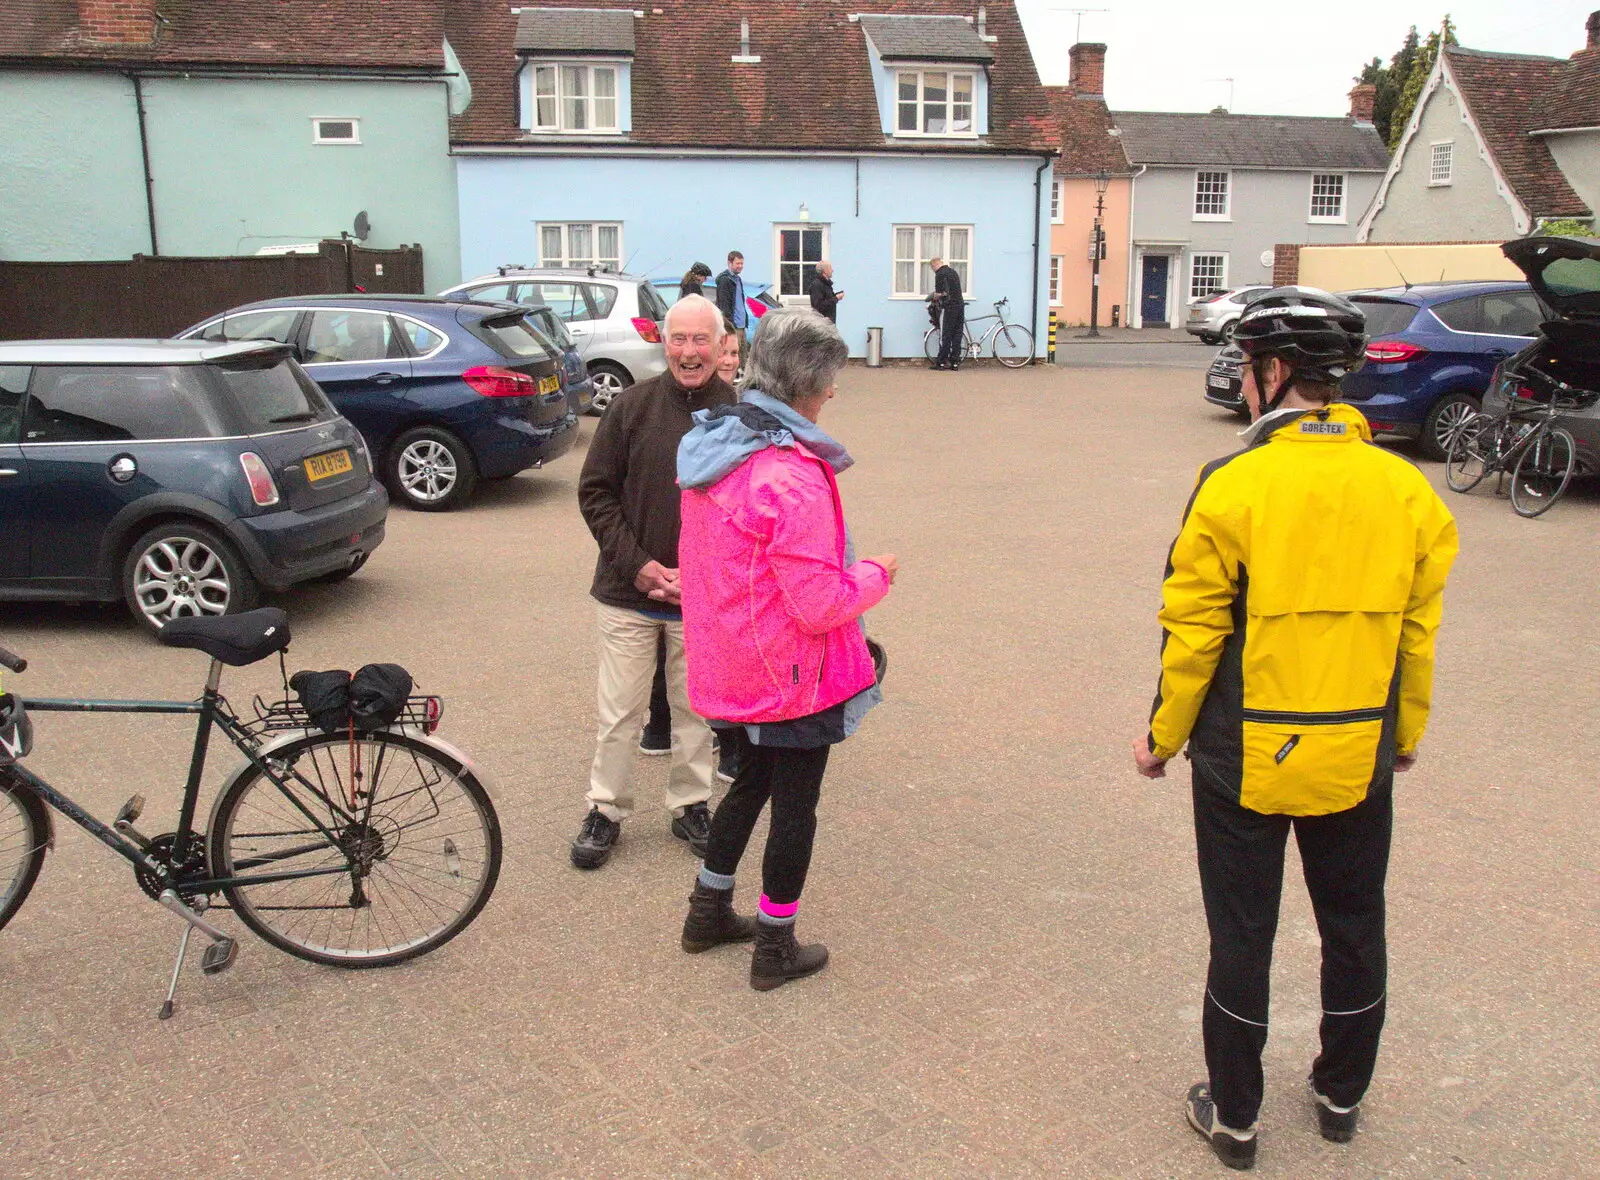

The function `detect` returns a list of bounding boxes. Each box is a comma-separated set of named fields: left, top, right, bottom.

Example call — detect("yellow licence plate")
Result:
left=305, top=449, right=354, bottom=482
left=538, top=374, right=561, bottom=395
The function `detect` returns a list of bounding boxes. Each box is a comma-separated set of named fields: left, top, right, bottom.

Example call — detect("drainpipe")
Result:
left=1125, top=163, right=1146, bottom=326
left=1031, top=155, right=1053, bottom=358
left=130, top=73, right=160, bottom=254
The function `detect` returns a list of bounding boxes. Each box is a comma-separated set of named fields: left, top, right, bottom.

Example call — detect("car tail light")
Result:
left=631, top=317, right=662, bottom=344
left=1364, top=340, right=1427, bottom=364
left=1365, top=420, right=1395, bottom=432
left=239, top=452, right=280, bottom=507
left=462, top=365, right=536, bottom=398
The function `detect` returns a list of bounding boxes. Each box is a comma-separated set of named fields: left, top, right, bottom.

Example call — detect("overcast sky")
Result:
left=1014, top=0, right=1595, bottom=117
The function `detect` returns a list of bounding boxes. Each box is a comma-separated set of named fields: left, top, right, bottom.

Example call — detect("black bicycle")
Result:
left=0, top=608, right=501, bottom=1019
left=1444, top=391, right=1580, bottom=518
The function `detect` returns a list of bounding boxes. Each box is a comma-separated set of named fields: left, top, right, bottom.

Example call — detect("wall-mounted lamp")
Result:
left=798, top=202, right=810, bottom=221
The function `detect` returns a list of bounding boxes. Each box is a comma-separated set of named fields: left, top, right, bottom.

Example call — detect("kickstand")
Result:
left=160, top=925, right=194, bottom=1020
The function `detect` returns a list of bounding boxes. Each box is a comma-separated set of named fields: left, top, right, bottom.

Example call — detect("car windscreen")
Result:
left=636, top=281, right=669, bottom=322
left=208, top=356, right=338, bottom=433
left=1350, top=299, right=1418, bottom=338
left=471, top=312, right=560, bottom=361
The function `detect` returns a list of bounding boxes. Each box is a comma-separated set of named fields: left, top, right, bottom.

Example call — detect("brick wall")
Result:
left=1273, top=244, right=1301, bottom=286
left=79, top=0, right=156, bottom=44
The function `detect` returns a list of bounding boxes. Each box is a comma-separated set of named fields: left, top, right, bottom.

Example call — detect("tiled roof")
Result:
left=1110, top=111, right=1390, bottom=171
left=446, top=0, right=1055, bottom=153
left=1444, top=47, right=1589, bottom=219
left=515, top=7, right=635, bottom=56
left=0, top=0, right=444, bottom=70
left=857, top=14, right=993, bottom=63
left=1045, top=86, right=1131, bottom=175
left=1540, top=48, right=1600, bottom=131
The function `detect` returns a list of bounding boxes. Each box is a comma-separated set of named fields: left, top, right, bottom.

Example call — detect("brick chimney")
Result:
left=1068, top=43, right=1107, bottom=99
left=1349, top=83, right=1377, bottom=125
left=1588, top=10, right=1600, bottom=49
left=78, top=0, right=157, bottom=44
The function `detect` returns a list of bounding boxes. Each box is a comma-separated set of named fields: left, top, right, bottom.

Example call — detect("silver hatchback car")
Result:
left=439, top=268, right=669, bottom=412
left=1185, top=285, right=1272, bottom=345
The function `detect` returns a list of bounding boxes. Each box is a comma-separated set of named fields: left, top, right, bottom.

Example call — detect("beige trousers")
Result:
left=587, top=602, right=714, bottom=821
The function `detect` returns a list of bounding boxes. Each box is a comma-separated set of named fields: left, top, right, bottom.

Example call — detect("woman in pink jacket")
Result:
left=675, top=308, right=898, bottom=991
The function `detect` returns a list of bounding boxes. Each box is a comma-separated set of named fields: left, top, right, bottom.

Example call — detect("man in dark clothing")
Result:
left=807, top=262, right=842, bottom=323
left=930, top=257, right=965, bottom=370
left=714, top=250, right=748, bottom=336
left=572, top=294, right=737, bottom=870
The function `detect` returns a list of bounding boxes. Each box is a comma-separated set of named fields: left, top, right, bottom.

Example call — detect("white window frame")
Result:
left=893, top=68, right=978, bottom=139
left=536, top=222, right=624, bottom=271
left=1193, top=170, right=1231, bottom=221
left=1189, top=252, right=1229, bottom=301
left=1430, top=141, right=1454, bottom=186
left=891, top=224, right=973, bottom=298
left=311, top=117, right=360, bottom=145
left=1308, top=173, right=1347, bottom=224
left=774, top=223, right=831, bottom=305
left=1049, top=256, right=1064, bottom=305
left=529, top=61, right=621, bottom=134
left=1050, top=178, right=1064, bottom=224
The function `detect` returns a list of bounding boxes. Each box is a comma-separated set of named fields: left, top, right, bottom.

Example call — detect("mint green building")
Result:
left=0, top=2, right=465, bottom=292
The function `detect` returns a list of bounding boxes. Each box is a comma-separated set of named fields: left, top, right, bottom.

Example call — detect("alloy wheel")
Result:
left=590, top=369, right=626, bottom=413
left=1433, top=399, right=1479, bottom=455
left=134, top=536, right=232, bottom=625
left=398, top=439, right=458, bottom=504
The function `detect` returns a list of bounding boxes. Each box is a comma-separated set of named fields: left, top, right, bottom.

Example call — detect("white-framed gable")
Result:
left=1357, top=51, right=1531, bottom=241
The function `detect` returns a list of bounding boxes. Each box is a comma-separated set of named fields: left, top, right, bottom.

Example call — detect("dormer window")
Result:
left=896, top=70, right=975, bottom=136
left=531, top=63, right=619, bottom=133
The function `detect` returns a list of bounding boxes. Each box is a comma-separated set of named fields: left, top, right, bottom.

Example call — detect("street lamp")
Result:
left=1086, top=169, right=1111, bottom=338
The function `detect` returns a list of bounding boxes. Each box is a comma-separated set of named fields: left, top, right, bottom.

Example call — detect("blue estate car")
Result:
left=180, top=296, right=577, bottom=510
left=0, top=339, right=386, bottom=634
left=1339, top=282, right=1547, bottom=460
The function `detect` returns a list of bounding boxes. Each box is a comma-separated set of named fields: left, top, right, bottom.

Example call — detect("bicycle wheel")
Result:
left=0, top=777, right=49, bottom=933
left=923, top=326, right=940, bottom=362
left=1444, top=413, right=1492, bottom=493
left=992, top=324, right=1035, bottom=368
left=1509, top=427, right=1576, bottom=518
left=208, top=731, right=501, bottom=967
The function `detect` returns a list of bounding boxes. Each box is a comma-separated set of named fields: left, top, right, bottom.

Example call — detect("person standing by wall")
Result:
left=929, top=256, right=965, bottom=370
left=571, top=294, right=737, bottom=870
left=680, top=261, right=712, bottom=300
left=807, top=261, right=842, bottom=323
left=674, top=308, right=898, bottom=991
left=715, top=251, right=749, bottom=354
left=1132, top=288, right=1458, bottom=1169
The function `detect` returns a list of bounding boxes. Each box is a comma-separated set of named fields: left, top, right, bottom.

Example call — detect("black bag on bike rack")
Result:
left=288, top=669, right=352, bottom=734
left=349, top=663, right=413, bottom=731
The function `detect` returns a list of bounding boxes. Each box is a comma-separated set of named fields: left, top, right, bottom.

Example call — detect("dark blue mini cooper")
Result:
left=0, top=339, right=387, bottom=633
left=181, top=296, right=577, bottom=510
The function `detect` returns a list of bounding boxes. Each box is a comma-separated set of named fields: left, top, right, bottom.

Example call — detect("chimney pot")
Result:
left=1068, top=42, right=1107, bottom=99
left=78, top=0, right=156, bottom=44
left=1348, top=83, right=1377, bottom=124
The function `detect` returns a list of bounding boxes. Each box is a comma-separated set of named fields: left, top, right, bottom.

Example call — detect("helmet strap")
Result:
left=1253, top=357, right=1296, bottom=413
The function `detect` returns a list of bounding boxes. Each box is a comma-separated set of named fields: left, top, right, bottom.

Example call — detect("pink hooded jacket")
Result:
left=678, top=415, right=889, bottom=725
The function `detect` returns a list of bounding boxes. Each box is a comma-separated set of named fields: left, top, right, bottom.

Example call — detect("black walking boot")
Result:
left=1308, top=1077, right=1360, bottom=1143
left=749, top=922, right=829, bottom=991
left=1185, top=1083, right=1258, bottom=1170
left=670, top=802, right=713, bottom=856
left=680, top=882, right=757, bottom=953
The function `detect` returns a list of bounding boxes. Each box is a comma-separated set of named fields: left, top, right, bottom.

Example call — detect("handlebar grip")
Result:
left=0, top=647, right=25, bottom=674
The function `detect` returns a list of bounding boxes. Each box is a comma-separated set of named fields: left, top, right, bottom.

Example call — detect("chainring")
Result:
left=133, top=832, right=209, bottom=901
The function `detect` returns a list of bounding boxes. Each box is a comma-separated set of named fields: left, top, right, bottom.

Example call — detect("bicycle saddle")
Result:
left=158, top=608, right=292, bottom=666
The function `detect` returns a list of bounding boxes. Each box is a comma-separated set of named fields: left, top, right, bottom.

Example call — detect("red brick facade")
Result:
left=78, top=0, right=155, bottom=44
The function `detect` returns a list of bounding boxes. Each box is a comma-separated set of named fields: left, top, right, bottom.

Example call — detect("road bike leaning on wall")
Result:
left=1444, top=386, right=1584, bottom=518
left=0, top=608, right=501, bottom=1019
left=922, top=297, right=1036, bottom=368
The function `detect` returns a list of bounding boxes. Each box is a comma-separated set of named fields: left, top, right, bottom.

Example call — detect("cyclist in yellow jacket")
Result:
left=1132, top=288, right=1458, bottom=1170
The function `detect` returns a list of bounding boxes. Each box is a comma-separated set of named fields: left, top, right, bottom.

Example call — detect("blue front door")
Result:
left=1141, top=255, right=1170, bottom=327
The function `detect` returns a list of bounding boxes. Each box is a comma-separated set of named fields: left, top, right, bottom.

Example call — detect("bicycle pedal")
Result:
left=201, top=937, right=238, bottom=975
left=115, top=793, right=146, bottom=825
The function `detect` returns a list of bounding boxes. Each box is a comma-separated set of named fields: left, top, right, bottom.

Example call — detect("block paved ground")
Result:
left=0, top=365, right=1596, bottom=1178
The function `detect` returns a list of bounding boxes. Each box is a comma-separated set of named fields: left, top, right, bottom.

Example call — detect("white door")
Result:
left=774, top=224, right=829, bottom=307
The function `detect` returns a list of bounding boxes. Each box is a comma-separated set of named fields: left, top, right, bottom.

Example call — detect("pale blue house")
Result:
left=445, top=2, right=1058, bottom=357
left=0, top=0, right=466, bottom=292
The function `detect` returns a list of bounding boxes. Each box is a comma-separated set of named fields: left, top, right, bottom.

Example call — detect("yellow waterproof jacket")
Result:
left=1148, top=403, right=1458, bottom=816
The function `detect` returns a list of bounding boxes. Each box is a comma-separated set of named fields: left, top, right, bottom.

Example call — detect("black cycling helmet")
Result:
left=1234, top=286, right=1369, bottom=409
left=0, top=693, right=32, bottom=765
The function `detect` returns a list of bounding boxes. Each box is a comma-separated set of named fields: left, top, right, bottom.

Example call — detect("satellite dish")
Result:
left=353, top=211, right=371, bottom=242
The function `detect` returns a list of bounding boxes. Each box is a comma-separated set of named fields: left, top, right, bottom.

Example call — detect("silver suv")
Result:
left=439, top=268, right=668, bottom=412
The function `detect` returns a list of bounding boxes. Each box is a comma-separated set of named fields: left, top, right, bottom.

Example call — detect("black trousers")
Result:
left=937, top=309, right=965, bottom=366
left=702, top=728, right=829, bottom=905
left=1192, top=767, right=1392, bottom=1130
left=643, top=633, right=670, bottom=739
